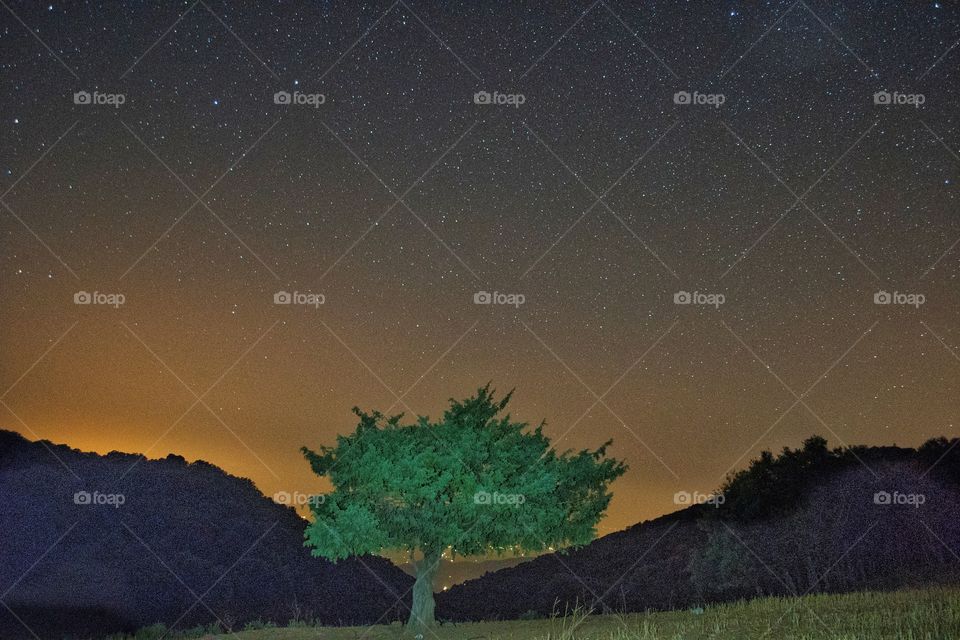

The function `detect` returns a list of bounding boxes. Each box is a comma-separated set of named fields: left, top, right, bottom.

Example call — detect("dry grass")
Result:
left=206, top=586, right=960, bottom=640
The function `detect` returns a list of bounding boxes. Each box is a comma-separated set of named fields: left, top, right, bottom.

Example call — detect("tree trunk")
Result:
left=407, top=549, right=441, bottom=634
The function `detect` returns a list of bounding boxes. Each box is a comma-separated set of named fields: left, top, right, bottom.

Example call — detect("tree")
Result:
left=301, top=384, right=626, bottom=632
left=687, top=523, right=757, bottom=602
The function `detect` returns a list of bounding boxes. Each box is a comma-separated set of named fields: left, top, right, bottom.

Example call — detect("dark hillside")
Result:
left=0, top=430, right=412, bottom=639
left=438, top=438, right=960, bottom=620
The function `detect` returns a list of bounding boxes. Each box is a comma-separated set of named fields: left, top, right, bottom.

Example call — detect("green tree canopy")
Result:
left=301, top=384, right=626, bottom=630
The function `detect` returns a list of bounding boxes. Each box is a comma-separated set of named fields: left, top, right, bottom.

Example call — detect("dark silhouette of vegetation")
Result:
left=0, top=430, right=411, bottom=640
left=439, top=436, right=960, bottom=621
left=301, top=384, right=626, bottom=633
left=717, top=435, right=839, bottom=520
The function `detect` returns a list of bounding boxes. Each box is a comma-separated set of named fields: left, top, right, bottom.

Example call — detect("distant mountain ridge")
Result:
left=4, top=429, right=958, bottom=635
left=437, top=437, right=960, bottom=621
left=0, top=430, right=412, bottom=640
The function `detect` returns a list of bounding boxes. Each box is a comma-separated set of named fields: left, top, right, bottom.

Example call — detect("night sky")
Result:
left=2, top=0, right=959, bottom=535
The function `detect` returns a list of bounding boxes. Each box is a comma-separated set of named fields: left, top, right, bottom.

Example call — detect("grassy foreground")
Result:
left=214, top=587, right=960, bottom=640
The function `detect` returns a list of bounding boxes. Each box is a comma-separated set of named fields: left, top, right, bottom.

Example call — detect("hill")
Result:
left=0, top=430, right=412, bottom=640
left=437, top=437, right=960, bottom=620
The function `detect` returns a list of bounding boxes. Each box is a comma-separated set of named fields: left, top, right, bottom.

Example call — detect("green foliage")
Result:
left=687, top=524, right=753, bottom=599
left=717, top=436, right=841, bottom=520
left=132, top=624, right=168, bottom=640
left=106, top=622, right=223, bottom=640
left=301, top=384, right=627, bottom=561
left=243, top=619, right=277, bottom=631
left=196, top=587, right=960, bottom=639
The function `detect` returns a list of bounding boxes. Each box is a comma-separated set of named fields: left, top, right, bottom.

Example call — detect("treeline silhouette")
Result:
left=717, top=435, right=960, bottom=520
left=0, top=430, right=411, bottom=640
left=437, top=436, right=960, bottom=620
left=4, top=428, right=958, bottom=636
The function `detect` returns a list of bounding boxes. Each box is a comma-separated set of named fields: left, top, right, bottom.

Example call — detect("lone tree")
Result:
left=301, top=384, right=626, bottom=632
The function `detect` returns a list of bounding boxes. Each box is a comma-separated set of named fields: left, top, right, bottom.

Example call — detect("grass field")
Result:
left=195, top=587, right=960, bottom=640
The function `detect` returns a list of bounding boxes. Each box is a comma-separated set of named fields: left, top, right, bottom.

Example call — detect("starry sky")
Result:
left=2, top=0, right=959, bottom=536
